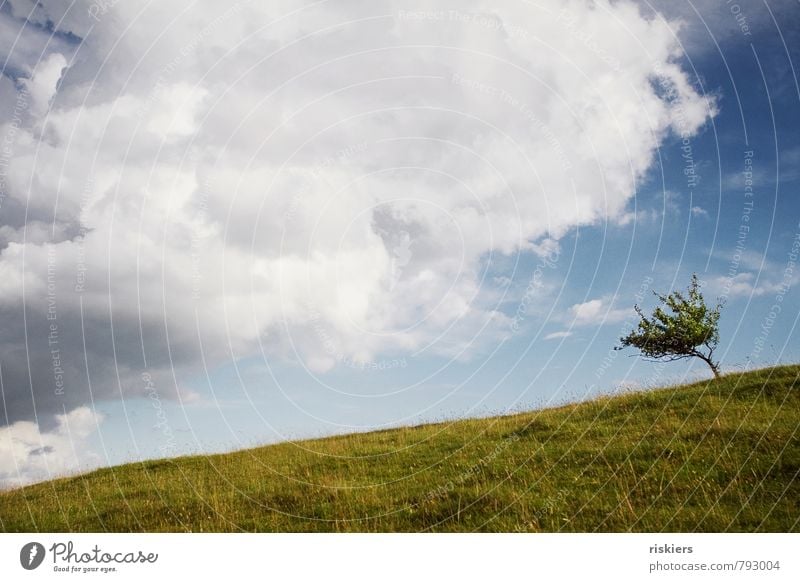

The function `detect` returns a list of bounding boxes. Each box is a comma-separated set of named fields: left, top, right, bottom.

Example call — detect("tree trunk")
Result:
left=697, top=354, right=720, bottom=379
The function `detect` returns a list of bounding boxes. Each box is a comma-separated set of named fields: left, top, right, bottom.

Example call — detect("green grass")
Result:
left=2, top=365, right=798, bottom=532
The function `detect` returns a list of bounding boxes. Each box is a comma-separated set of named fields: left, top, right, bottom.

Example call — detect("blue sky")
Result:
left=0, top=0, right=798, bottom=486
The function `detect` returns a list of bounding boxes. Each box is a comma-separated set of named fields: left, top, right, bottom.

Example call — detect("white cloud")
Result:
left=19, top=52, right=67, bottom=117
left=616, top=207, right=661, bottom=226
left=691, top=206, right=708, bottom=217
left=569, top=298, right=629, bottom=326
left=734, top=250, right=769, bottom=272
left=713, top=273, right=760, bottom=297
left=706, top=272, right=794, bottom=299
left=544, top=331, right=573, bottom=340
left=0, top=11, right=76, bottom=81
left=0, top=0, right=715, bottom=424
left=0, top=406, right=103, bottom=489
left=616, top=190, right=684, bottom=226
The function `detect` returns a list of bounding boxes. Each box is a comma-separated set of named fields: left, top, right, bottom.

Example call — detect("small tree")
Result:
left=617, top=274, right=722, bottom=378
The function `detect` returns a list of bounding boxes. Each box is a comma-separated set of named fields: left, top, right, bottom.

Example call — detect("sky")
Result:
left=0, top=0, right=798, bottom=488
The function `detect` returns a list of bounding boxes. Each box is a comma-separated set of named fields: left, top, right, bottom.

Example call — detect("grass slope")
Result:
left=1, top=365, right=798, bottom=532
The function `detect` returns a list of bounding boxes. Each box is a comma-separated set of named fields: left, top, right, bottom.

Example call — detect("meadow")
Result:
left=1, top=365, right=797, bottom=532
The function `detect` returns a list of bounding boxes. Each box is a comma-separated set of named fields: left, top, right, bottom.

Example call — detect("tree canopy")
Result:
left=618, top=274, right=722, bottom=378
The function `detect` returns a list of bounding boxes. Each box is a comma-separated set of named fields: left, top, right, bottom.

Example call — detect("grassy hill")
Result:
left=1, top=365, right=798, bottom=532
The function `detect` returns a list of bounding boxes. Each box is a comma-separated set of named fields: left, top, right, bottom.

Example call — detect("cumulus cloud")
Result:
left=19, top=52, right=67, bottom=117
left=569, top=298, right=629, bottom=326
left=544, top=331, right=573, bottom=340
left=0, top=0, right=715, bottom=437
left=0, top=9, right=78, bottom=82
left=0, top=406, right=103, bottom=489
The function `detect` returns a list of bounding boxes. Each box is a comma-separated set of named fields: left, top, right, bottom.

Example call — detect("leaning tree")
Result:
left=617, top=274, right=722, bottom=378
